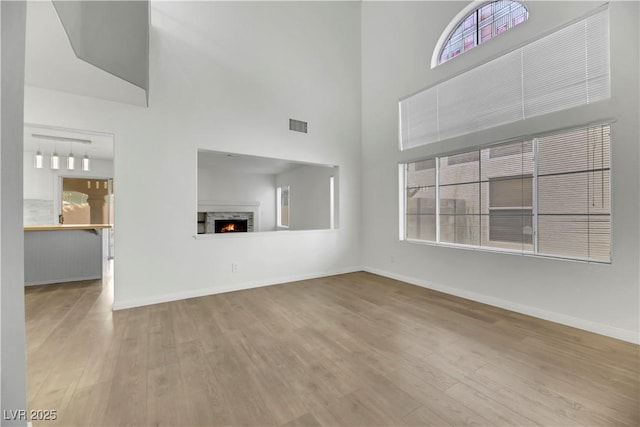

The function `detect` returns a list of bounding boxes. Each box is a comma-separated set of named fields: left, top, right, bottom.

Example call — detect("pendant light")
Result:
left=33, top=136, right=44, bottom=168
left=67, top=142, right=75, bottom=170
left=34, top=151, right=44, bottom=168
left=82, top=144, right=90, bottom=171
left=51, top=144, right=60, bottom=170
left=30, top=133, right=92, bottom=171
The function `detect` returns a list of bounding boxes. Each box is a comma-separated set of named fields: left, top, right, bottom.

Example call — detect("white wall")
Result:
left=361, top=1, right=640, bottom=342
left=23, top=151, right=113, bottom=224
left=276, top=164, right=338, bottom=230
left=197, top=167, right=277, bottom=232
left=25, top=1, right=362, bottom=309
left=1, top=0, right=28, bottom=423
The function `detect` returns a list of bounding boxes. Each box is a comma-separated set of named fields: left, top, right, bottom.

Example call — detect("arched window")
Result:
left=437, top=1, right=528, bottom=65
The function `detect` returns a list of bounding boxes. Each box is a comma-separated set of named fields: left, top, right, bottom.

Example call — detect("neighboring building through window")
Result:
left=489, top=175, right=533, bottom=244
left=402, top=124, right=611, bottom=263
left=438, top=0, right=528, bottom=65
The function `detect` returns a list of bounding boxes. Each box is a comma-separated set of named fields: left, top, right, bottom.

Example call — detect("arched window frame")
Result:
left=431, top=0, right=528, bottom=68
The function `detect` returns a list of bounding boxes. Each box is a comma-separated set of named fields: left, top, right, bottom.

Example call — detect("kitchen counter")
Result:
left=24, top=225, right=111, bottom=286
left=25, top=224, right=112, bottom=231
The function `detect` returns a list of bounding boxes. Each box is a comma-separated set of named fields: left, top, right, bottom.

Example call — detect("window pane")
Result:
left=538, top=171, right=610, bottom=215
left=480, top=24, right=493, bottom=43
left=480, top=4, right=493, bottom=21
left=406, top=159, right=436, bottom=187
left=440, top=152, right=479, bottom=185
left=482, top=157, right=534, bottom=182
left=513, top=14, right=526, bottom=26
left=464, top=34, right=475, bottom=52
left=447, top=151, right=480, bottom=166
left=406, top=214, right=436, bottom=241
left=490, top=176, right=533, bottom=208
left=440, top=215, right=480, bottom=245
left=538, top=127, right=610, bottom=175
left=538, top=215, right=610, bottom=261
left=464, top=14, right=476, bottom=29
left=489, top=140, right=533, bottom=159
left=587, top=216, right=612, bottom=262
left=405, top=160, right=436, bottom=242
left=496, top=16, right=509, bottom=34
left=440, top=183, right=480, bottom=215
left=488, top=209, right=533, bottom=244
left=407, top=187, right=436, bottom=215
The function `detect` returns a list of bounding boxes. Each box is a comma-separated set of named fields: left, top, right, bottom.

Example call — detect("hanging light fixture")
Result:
left=67, top=142, right=75, bottom=170
left=30, top=133, right=93, bottom=171
left=33, top=136, right=44, bottom=168
left=51, top=144, right=60, bottom=170
left=82, top=145, right=90, bottom=171
left=34, top=151, right=44, bottom=168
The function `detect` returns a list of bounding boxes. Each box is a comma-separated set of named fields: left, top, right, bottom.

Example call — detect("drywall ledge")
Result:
left=112, top=266, right=361, bottom=311
left=363, top=266, right=640, bottom=344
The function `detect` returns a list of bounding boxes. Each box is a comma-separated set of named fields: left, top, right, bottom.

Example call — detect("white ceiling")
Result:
left=25, top=0, right=146, bottom=107
left=198, top=150, right=310, bottom=175
left=24, top=123, right=114, bottom=161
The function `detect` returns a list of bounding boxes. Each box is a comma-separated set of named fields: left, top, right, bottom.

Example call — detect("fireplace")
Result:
left=214, top=219, right=248, bottom=233
left=197, top=205, right=257, bottom=234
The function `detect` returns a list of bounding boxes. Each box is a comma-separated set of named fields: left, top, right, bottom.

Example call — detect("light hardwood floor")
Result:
left=25, top=272, right=639, bottom=426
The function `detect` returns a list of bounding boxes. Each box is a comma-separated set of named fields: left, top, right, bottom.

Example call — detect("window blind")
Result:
left=400, top=8, right=610, bottom=150
left=537, top=125, right=610, bottom=261
left=403, top=124, right=611, bottom=263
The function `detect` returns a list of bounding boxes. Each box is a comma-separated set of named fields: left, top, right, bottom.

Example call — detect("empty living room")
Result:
left=1, top=1, right=638, bottom=426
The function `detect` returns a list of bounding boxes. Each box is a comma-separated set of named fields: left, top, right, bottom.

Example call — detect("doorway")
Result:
left=61, top=177, right=115, bottom=259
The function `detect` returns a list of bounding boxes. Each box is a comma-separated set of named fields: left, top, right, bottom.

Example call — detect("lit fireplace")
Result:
left=214, top=219, right=248, bottom=233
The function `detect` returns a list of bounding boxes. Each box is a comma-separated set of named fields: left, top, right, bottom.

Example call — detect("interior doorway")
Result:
left=24, top=122, right=116, bottom=263
left=61, top=177, right=115, bottom=259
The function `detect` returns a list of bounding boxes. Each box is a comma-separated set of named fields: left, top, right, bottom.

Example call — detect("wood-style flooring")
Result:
left=25, top=271, right=639, bottom=426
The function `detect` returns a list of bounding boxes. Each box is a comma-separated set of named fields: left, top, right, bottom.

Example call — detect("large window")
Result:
left=439, top=0, right=528, bottom=65
left=409, top=8, right=610, bottom=149
left=403, top=124, right=611, bottom=263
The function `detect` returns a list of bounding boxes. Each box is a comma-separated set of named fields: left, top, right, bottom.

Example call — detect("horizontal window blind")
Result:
left=537, top=125, right=611, bottom=261
left=400, top=8, right=610, bottom=150
left=403, top=124, right=611, bottom=263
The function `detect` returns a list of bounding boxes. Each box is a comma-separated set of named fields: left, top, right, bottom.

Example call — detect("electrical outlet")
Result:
left=231, top=262, right=239, bottom=273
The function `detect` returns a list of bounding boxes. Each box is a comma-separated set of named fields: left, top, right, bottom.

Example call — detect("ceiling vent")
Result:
left=289, top=119, right=308, bottom=134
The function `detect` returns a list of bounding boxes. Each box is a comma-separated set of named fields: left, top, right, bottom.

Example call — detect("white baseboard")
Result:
left=25, top=275, right=102, bottom=286
left=111, top=264, right=638, bottom=344
left=112, top=266, right=361, bottom=311
left=363, top=266, right=640, bottom=345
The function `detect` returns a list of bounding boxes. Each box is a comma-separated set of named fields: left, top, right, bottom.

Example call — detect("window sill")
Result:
left=403, top=238, right=611, bottom=265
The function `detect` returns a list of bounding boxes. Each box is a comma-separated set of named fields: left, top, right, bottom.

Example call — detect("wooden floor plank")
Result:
left=25, top=271, right=640, bottom=426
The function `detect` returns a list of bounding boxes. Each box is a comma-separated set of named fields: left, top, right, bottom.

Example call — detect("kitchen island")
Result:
left=24, top=224, right=111, bottom=286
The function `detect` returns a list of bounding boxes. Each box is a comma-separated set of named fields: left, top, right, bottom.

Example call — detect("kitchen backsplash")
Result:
left=24, top=199, right=54, bottom=225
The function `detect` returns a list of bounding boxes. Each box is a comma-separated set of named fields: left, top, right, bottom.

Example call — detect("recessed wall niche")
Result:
left=197, top=150, right=339, bottom=235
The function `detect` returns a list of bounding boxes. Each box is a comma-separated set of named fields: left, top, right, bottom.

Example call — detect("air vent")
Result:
left=289, top=119, right=308, bottom=134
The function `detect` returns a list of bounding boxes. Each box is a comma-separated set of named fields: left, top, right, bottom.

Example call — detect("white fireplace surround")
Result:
left=198, top=200, right=261, bottom=232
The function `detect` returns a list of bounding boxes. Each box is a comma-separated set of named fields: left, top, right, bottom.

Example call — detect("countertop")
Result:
left=24, top=224, right=112, bottom=231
